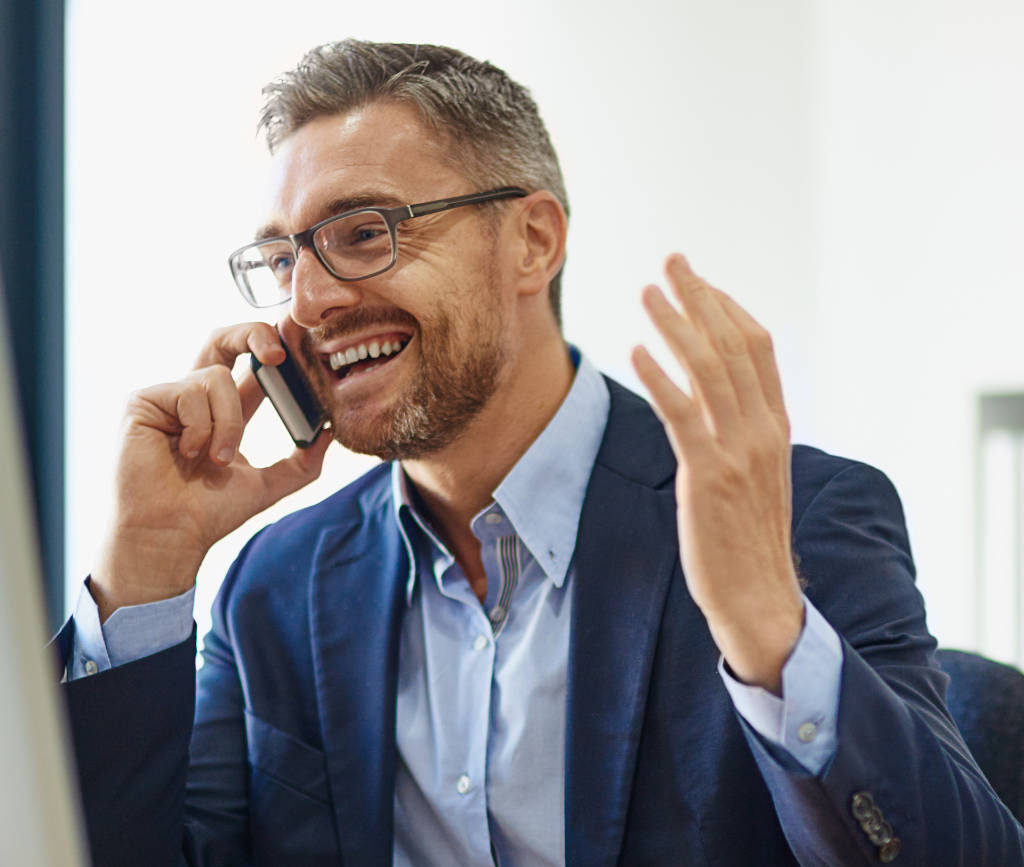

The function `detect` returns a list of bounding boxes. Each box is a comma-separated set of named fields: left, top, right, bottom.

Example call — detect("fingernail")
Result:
left=217, top=447, right=234, bottom=464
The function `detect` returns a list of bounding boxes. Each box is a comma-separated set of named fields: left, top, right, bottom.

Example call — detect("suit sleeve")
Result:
left=741, top=460, right=1024, bottom=865
left=61, top=623, right=198, bottom=867
left=59, top=548, right=259, bottom=867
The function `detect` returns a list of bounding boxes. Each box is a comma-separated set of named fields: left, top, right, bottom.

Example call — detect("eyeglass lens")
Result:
left=234, top=210, right=395, bottom=307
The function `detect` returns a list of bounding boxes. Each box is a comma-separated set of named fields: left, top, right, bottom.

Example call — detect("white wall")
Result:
left=67, top=1, right=1023, bottom=658
left=66, top=0, right=817, bottom=646
left=809, top=0, right=1024, bottom=654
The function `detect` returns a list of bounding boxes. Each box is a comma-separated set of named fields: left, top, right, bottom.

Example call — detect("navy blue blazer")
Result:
left=61, top=379, right=1024, bottom=865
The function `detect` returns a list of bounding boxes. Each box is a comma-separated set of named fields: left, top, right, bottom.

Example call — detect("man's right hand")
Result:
left=89, top=321, right=332, bottom=623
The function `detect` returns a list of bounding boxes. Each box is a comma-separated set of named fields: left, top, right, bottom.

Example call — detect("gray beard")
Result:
left=300, top=298, right=506, bottom=461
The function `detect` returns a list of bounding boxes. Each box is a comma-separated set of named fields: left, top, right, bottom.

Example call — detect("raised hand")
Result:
left=90, top=321, right=332, bottom=622
left=632, top=254, right=803, bottom=694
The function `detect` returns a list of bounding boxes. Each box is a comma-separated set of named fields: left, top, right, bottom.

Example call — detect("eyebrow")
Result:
left=254, top=191, right=409, bottom=242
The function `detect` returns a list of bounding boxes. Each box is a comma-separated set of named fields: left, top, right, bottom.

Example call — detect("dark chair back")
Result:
left=936, top=648, right=1024, bottom=823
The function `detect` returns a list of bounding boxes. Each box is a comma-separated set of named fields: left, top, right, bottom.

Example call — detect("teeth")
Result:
left=328, top=338, right=406, bottom=371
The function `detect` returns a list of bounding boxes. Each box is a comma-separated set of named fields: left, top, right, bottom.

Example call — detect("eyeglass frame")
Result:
left=228, top=186, right=529, bottom=308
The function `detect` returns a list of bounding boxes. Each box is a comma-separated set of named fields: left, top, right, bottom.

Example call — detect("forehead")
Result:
left=263, top=102, right=465, bottom=230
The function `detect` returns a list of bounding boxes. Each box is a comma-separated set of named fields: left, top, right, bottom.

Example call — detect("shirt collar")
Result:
left=391, top=347, right=610, bottom=600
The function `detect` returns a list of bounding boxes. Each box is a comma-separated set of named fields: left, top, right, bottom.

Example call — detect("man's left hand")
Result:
left=632, top=253, right=804, bottom=695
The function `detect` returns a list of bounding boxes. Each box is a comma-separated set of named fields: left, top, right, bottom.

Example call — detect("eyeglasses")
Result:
left=228, top=186, right=528, bottom=308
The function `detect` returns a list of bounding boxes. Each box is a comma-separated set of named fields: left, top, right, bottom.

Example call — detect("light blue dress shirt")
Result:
left=71, top=349, right=842, bottom=864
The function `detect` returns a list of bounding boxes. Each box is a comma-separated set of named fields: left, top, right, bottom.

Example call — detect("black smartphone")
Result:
left=251, top=337, right=327, bottom=448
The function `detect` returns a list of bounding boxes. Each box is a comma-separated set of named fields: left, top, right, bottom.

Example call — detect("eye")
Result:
left=350, top=223, right=386, bottom=244
left=268, top=252, right=294, bottom=274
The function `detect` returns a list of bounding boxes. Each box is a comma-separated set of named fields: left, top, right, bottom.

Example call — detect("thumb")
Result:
left=255, top=428, right=333, bottom=509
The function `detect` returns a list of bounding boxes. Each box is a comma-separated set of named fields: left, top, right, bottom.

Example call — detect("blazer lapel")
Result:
left=308, top=493, right=407, bottom=866
left=565, top=380, right=682, bottom=866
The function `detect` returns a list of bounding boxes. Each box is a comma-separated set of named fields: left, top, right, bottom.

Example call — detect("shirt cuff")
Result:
left=69, top=577, right=196, bottom=679
left=718, top=596, right=842, bottom=775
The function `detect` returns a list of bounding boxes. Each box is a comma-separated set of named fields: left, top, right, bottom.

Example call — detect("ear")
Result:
left=510, top=191, right=567, bottom=298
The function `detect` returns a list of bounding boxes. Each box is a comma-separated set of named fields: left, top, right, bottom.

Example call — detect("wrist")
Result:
left=709, top=594, right=805, bottom=695
left=91, top=527, right=205, bottom=623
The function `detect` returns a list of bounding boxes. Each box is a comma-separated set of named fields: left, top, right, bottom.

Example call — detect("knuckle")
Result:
left=663, top=397, right=693, bottom=426
left=187, top=416, right=212, bottom=437
left=718, top=329, right=747, bottom=358
left=712, top=457, right=744, bottom=491
left=206, top=364, right=236, bottom=388
left=180, top=379, right=206, bottom=400
left=215, top=416, right=244, bottom=436
left=124, top=388, right=149, bottom=413
left=204, top=326, right=233, bottom=352
left=751, top=327, right=775, bottom=357
left=686, top=280, right=712, bottom=305
left=690, top=350, right=725, bottom=383
left=748, top=437, right=778, bottom=466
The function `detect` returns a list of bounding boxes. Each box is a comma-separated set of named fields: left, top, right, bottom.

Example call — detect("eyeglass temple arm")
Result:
left=407, top=187, right=528, bottom=218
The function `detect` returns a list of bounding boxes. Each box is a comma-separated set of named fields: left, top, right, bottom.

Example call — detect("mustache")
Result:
left=302, top=307, right=420, bottom=348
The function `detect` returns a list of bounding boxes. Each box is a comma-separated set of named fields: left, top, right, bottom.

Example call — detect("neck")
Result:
left=401, top=336, right=575, bottom=562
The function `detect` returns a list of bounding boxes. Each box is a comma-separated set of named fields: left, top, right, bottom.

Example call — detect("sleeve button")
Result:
left=864, top=808, right=885, bottom=835
left=851, top=792, right=875, bottom=821
left=879, top=838, right=902, bottom=862
left=871, top=821, right=894, bottom=846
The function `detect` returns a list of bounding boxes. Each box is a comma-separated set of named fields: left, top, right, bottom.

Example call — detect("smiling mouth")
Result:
left=325, top=337, right=410, bottom=381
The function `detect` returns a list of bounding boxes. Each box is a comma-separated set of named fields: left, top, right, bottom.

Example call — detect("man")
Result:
left=59, top=40, right=1022, bottom=866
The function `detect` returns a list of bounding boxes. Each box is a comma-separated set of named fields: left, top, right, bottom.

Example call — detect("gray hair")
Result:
left=258, top=40, right=569, bottom=325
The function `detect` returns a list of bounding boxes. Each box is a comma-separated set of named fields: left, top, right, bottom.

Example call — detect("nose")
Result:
left=289, top=246, right=364, bottom=328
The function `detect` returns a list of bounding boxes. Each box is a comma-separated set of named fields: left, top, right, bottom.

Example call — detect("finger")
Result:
left=713, top=289, right=787, bottom=418
left=256, top=428, right=333, bottom=508
left=664, top=255, right=765, bottom=416
left=664, top=254, right=743, bottom=351
left=237, top=369, right=266, bottom=424
left=197, top=365, right=245, bottom=465
left=193, top=322, right=285, bottom=371
left=174, top=381, right=213, bottom=459
left=630, top=344, right=711, bottom=460
left=641, top=283, right=740, bottom=426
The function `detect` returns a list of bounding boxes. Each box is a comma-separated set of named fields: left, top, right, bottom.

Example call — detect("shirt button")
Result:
left=83, top=659, right=98, bottom=676
left=473, top=634, right=489, bottom=651
left=484, top=512, right=503, bottom=524
left=456, top=774, right=471, bottom=794
left=489, top=605, right=505, bottom=623
left=797, top=722, right=818, bottom=743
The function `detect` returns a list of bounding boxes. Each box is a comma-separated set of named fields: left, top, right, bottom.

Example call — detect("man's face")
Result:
left=262, top=102, right=513, bottom=460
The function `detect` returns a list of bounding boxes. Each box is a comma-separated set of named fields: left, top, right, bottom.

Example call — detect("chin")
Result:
left=327, top=393, right=476, bottom=462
